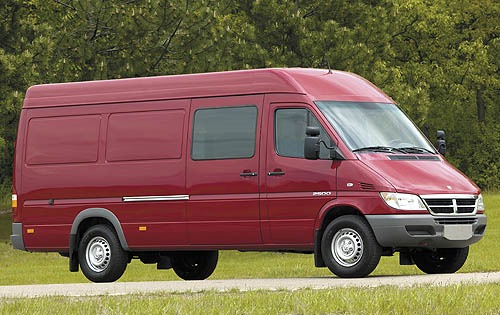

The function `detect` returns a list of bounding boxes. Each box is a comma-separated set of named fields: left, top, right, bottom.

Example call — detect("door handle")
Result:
left=240, top=171, right=258, bottom=177
left=267, top=171, right=285, bottom=176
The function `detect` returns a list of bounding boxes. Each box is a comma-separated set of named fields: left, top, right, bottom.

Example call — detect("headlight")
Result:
left=380, top=192, right=428, bottom=211
left=477, top=194, right=485, bottom=211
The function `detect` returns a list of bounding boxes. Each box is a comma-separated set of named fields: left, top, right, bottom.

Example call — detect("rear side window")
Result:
left=26, top=115, right=100, bottom=165
left=192, top=106, right=257, bottom=160
left=106, top=110, right=185, bottom=162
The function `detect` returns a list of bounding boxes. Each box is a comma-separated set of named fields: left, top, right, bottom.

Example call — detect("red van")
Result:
left=11, top=68, right=486, bottom=282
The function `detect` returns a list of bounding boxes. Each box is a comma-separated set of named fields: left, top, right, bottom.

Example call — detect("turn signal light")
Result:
left=12, top=194, right=17, bottom=209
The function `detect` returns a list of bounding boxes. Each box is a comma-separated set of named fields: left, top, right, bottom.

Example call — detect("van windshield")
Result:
left=316, top=101, right=436, bottom=154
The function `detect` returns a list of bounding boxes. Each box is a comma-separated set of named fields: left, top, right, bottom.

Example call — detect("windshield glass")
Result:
left=316, top=101, right=436, bottom=154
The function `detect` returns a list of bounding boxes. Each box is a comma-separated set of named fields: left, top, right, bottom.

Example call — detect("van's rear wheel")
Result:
left=172, top=251, right=218, bottom=280
left=78, top=224, right=128, bottom=283
left=321, top=215, right=382, bottom=278
left=412, top=247, right=469, bottom=274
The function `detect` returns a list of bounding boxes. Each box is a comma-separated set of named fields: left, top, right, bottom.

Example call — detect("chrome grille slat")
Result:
left=421, top=194, right=478, bottom=215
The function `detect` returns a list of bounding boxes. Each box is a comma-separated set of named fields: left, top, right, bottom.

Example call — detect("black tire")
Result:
left=172, top=251, right=218, bottom=280
left=412, top=247, right=469, bottom=274
left=78, top=224, right=128, bottom=283
left=321, top=215, right=382, bottom=278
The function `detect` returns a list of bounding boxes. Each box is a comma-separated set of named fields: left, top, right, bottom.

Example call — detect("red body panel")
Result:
left=186, top=95, right=263, bottom=245
left=262, top=101, right=338, bottom=245
left=13, top=68, right=480, bottom=253
left=358, top=153, right=479, bottom=195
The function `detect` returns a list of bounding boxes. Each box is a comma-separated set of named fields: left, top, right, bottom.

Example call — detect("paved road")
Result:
left=1, top=272, right=499, bottom=298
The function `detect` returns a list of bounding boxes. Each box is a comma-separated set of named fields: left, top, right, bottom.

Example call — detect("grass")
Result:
left=0, top=193, right=499, bottom=285
left=0, top=284, right=499, bottom=314
left=0, top=193, right=499, bottom=314
left=0, top=242, right=426, bottom=285
left=0, top=214, right=10, bottom=241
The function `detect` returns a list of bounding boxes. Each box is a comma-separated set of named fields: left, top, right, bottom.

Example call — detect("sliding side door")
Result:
left=186, top=95, right=263, bottom=245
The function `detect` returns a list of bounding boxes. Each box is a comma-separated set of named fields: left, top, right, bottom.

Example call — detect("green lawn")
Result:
left=1, top=284, right=499, bottom=315
left=0, top=212, right=10, bottom=241
left=0, top=193, right=498, bottom=285
left=0, top=193, right=498, bottom=314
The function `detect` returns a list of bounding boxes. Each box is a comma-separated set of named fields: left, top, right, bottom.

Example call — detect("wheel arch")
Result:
left=68, top=208, right=129, bottom=272
left=313, top=204, right=365, bottom=267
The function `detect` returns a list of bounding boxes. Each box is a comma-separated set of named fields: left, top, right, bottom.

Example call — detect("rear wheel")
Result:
left=321, top=215, right=382, bottom=278
left=412, top=247, right=469, bottom=274
left=172, top=251, right=218, bottom=280
left=78, top=224, right=128, bottom=283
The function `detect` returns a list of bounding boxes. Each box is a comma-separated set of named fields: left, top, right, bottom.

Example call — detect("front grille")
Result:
left=422, top=195, right=478, bottom=215
left=456, top=199, right=476, bottom=213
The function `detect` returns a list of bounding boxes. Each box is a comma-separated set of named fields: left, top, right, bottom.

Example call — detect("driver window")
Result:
left=275, top=108, right=332, bottom=159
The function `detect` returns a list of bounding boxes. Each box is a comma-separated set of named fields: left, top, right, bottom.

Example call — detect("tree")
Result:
left=386, top=0, right=500, bottom=188
left=0, top=0, right=498, bottom=189
left=0, top=1, right=54, bottom=185
left=31, top=0, right=268, bottom=80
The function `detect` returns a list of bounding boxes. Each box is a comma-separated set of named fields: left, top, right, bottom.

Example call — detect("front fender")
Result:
left=314, top=191, right=395, bottom=230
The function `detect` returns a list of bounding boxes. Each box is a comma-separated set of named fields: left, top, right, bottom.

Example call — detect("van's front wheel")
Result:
left=321, top=215, right=382, bottom=278
left=78, top=224, right=128, bottom=283
left=412, top=247, right=469, bottom=274
left=172, top=251, right=218, bottom=280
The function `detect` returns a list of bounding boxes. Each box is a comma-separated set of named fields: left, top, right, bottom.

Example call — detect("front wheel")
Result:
left=412, top=247, right=469, bottom=274
left=172, top=251, right=218, bottom=280
left=78, top=224, right=128, bottom=283
left=321, top=215, right=382, bottom=278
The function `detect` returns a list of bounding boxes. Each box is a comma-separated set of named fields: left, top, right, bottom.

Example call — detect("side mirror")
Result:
left=437, top=130, right=446, bottom=155
left=304, top=126, right=320, bottom=160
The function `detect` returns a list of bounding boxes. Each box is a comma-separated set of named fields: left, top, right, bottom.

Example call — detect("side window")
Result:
left=192, top=105, right=257, bottom=160
left=275, top=108, right=332, bottom=159
left=26, top=115, right=100, bottom=165
left=107, top=110, right=185, bottom=162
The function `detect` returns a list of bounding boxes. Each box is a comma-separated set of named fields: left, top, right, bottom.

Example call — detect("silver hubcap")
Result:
left=86, top=236, right=111, bottom=273
left=331, top=228, right=363, bottom=267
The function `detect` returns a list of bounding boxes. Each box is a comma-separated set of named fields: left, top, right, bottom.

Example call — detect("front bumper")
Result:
left=365, top=214, right=487, bottom=249
left=11, top=222, right=26, bottom=251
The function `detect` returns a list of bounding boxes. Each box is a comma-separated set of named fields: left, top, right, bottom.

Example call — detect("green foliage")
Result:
left=0, top=0, right=499, bottom=188
left=0, top=181, right=10, bottom=213
left=384, top=0, right=500, bottom=188
left=0, top=1, right=31, bottom=184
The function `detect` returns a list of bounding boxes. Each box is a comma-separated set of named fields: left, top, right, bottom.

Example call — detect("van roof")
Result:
left=23, top=68, right=393, bottom=108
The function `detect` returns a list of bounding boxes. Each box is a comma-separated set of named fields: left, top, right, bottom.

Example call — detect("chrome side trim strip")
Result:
left=122, top=195, right=189, bottom=202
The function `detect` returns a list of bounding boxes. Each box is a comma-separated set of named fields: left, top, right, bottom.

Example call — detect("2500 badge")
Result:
left=313, top=191, right=332, bottom=196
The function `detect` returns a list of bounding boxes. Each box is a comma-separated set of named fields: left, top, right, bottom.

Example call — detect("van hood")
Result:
left=358, top=154, right=480, bottom=195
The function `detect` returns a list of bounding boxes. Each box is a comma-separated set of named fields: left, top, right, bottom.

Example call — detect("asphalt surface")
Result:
left=0, top=272, right=499, bottom=298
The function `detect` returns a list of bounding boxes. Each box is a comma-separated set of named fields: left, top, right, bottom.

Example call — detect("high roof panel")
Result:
left=23, top=68, right=393, bottom=108
left=281, top=68, right=394, bottom=103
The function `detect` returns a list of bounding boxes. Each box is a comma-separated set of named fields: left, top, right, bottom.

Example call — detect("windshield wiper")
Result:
left=352, top=146, right=405, bottom=154
left=397, top=146, right=435, bottom=154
